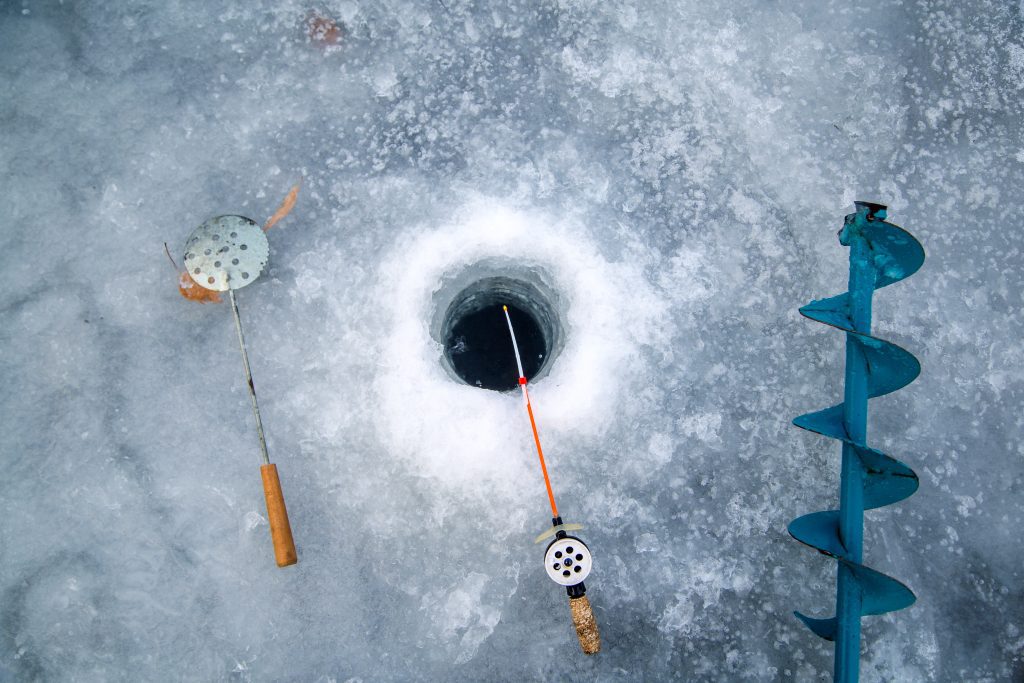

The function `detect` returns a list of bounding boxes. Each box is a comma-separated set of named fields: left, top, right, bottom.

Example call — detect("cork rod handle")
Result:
left=569, top=595, right=601, bottom=654
left=260, top=463, right=297, bottom=567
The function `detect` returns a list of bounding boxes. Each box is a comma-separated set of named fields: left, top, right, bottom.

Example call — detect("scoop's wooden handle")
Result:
left=569, top=595, right=601, bottom=654
left=260, top=463, right=297, bottom=567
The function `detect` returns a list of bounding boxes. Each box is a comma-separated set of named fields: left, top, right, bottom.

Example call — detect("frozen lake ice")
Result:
left=1, top=1, right=1022, bottom=680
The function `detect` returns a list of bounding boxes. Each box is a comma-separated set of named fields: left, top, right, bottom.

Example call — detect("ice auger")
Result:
left=788, top=202, right=924, bottom=682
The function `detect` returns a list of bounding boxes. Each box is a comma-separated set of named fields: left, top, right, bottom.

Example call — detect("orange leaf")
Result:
left=264, top=179, right=302, bottom=231
left=306, top=12, right=342, bottom=46
left=178, top=269, right=222, bottom=304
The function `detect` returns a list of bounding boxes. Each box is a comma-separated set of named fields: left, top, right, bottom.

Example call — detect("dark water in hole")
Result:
left=447, top=304, right=546, bottom=391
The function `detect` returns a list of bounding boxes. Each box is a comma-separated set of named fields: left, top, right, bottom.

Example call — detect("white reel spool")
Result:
left=544, top=536, right=592, bottom=587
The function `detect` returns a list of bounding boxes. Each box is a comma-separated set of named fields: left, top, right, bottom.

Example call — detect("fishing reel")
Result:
left=536, top=518, right=600, bottom=653
left=543, top=534, right=592, bottom=592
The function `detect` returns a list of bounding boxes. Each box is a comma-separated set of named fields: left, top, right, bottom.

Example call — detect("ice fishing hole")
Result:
left=439, top=276, right=560, bottom=392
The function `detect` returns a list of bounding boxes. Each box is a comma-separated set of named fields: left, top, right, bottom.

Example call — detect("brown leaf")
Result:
left=306, top=12, right=342, bottom=46
left=263, top=179, right=303, bottom=231
left=178, top=269, right=222, bottom=304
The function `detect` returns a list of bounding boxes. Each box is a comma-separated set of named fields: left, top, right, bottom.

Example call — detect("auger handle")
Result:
left=260, top=463, right=297, bottom=567
left=569, top=595, right=601, bottom=654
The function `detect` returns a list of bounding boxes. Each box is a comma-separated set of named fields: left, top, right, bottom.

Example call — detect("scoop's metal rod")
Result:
left=228, top=287, right=270, bottom=466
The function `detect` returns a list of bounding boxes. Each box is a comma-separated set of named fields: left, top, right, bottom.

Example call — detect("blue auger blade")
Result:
left=793, top=341, right=920, bottom=434
left=794, top=402, right=918, bottom=511
left=792, top=561, right=916, bottom=644
left=854, top=443, right=919, bottom=510
left=789, top=202, right=924, bottom=683
left=800, top=293, right=854, bottom=331
left=789, top=509, right=845, bottom=558
left=847, top=561, right=916, bottom=616
left=795, top=612, right=838, bottom=641
left=798, top=317, right=922, bottom=401
left=852, top=333, right=921, bottom=399
left=857, top=219, right=925, bottom=290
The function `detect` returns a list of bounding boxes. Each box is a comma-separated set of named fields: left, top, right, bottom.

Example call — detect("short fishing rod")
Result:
left=503, top=305, right=600, bottom=655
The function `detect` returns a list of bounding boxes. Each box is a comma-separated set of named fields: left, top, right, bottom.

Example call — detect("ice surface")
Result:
left=1, top=0, right=1022, bottom=680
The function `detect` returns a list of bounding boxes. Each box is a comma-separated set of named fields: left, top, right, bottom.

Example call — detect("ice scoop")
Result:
left=182, top=215, right=298, bottom=568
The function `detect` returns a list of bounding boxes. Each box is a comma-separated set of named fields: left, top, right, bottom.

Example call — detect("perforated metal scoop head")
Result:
left=182, top=215, right=269, bottom=292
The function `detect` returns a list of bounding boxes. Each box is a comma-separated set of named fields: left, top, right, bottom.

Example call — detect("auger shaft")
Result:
left=836, top=227, right=875, bottom=682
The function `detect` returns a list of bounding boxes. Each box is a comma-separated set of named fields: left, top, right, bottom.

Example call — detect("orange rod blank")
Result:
left=261, top=463, right=297, bottom=567
left=503, top=305, right=559, bottom=518
left=526, top=396, right=559, bottom=518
